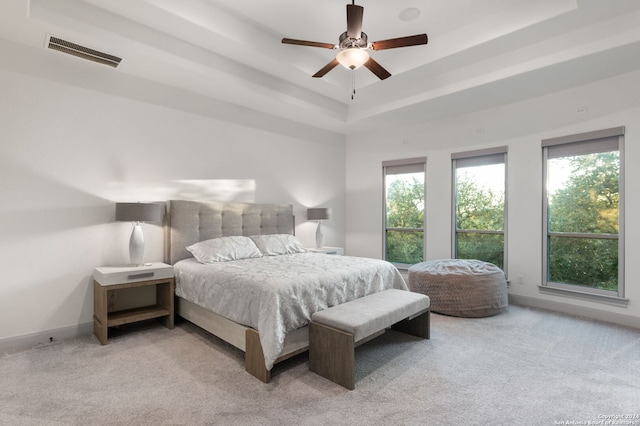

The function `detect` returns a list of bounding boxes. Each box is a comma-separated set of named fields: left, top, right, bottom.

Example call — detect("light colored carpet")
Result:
left=1, top=305, right=639, bottom=426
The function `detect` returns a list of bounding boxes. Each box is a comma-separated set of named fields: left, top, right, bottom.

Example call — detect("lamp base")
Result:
left=315, top=220, right=324, bottom=249
left=129, top=224, right=145, bottom=266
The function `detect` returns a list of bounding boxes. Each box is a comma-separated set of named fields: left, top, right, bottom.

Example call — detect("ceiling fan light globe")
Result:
left=336, top=48, right=369, bottom=70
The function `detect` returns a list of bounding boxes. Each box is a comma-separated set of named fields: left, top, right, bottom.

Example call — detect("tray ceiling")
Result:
left=1, top=0, right=640, bottom=136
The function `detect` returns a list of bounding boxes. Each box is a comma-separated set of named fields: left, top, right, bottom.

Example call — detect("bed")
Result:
left=165, top=199, right=407, bottom=382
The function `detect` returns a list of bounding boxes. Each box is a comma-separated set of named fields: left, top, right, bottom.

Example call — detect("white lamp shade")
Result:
left=336, top=48, right=370, bottom=70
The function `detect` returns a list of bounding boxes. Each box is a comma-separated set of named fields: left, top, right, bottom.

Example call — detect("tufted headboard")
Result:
left=164, top=200, right=294, bottom=265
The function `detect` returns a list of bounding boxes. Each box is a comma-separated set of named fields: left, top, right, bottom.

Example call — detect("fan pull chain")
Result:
left=351, top=70, right=356, bottom=100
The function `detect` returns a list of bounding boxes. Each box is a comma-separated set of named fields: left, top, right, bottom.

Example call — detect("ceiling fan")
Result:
left=282, top=1, right=428, bottom=81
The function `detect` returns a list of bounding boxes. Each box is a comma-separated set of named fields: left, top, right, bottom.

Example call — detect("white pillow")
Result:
left=250, top=234, right=308, bottom=256
left=186, top=236, right=262, bottom=263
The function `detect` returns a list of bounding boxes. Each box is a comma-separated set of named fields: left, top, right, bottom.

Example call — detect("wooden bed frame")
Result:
left=164, top=200, right=308, bottom=382
left=176, top=298, right=309, bottom=382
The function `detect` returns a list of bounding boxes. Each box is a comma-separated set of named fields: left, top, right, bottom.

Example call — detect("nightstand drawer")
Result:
left=308, top=247, right=344, bottom=255
left=94, top=262, right=173, bottom=286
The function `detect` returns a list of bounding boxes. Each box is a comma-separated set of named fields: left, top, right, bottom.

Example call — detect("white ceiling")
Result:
left=2, top=0, right=640, bottom=136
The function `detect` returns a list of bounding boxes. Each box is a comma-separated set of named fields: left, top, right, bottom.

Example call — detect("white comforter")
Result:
left=174, top=253, right=407, bottom=370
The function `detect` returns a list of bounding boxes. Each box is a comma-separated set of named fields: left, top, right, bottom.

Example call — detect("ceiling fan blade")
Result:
left=346, top=4, right=364, bottom=39
left=370, top=34, right=428, bottom=51
left=312, top=58, right=340, bottom=78
left=364, top=57, right=391, bottom=80
left=282, top=38, right=335, bottom=49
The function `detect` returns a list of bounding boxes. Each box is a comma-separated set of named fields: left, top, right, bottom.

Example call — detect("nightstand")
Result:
left=308, top=247, right=345, bottom=255
left=93, top=262, right=174, bottom=345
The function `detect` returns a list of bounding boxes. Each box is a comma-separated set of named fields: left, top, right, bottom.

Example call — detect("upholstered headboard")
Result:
left=164, top=200, right=294, bottom=265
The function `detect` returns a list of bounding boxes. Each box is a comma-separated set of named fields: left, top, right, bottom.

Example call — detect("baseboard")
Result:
left=3, top=297, right=638, bottom=352
left=509, top=294, right=640, bottom=329
left=0, top=322, right=94, bottom=354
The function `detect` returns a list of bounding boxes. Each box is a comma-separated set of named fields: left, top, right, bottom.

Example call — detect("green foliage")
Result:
left=386, top=176, right=424, bottom=228
left=456, top=177, right=504, bottom=231
left=385, top=151, right=620, bottom=290
left=385, top=230, right=424, bottom=265
left=547, top=152, right=619, bottom=290
left=455, top=169, right=504, bottom=268
left=456, top=233, right=504, bottom=270
left=385, top=175, right=424, bottom=264
left=548, top=152, right=619, bottom=234
left=548, top=237, right=618, bottom=290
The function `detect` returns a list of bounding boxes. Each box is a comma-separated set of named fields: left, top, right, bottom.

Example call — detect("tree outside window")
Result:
left=543, top=127, right=624, bottom=298
left=453, top=149, right=506, bottom=270
left=383, top=158, right=425, bottom=266
left=546, top=152, right=619, bottom=292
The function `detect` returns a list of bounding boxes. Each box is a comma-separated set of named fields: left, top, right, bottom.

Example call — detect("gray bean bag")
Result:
left=408, top=259, right=508, bottom=317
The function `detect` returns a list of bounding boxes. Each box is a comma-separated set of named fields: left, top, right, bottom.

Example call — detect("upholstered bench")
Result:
left=309, top=289, right=430, bottom=390
left=408, top=259, right=508, bottom=318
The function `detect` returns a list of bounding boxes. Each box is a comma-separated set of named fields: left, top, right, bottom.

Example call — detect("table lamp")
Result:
left=307, top=207, right=332, bottom=248
left=115, top=202, right=162, bottom=265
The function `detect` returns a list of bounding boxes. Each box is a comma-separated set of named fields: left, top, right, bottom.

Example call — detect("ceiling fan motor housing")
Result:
left=339, top=31, right=368, bottom=49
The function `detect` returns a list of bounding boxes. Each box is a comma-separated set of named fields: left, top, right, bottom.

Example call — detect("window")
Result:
left=542, top=127, right=624, bottom=299
left=452, top=147, right=507, bottom=270
left=383, top=157, right=426, bottom=266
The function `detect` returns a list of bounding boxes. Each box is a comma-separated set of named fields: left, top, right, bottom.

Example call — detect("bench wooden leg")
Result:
left=392, top=309, right=430, bottom=339
left=309, top=322, right=355, bottom=390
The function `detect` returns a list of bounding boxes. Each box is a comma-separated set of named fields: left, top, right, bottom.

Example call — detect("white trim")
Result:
left=538, top=285, right=628, bottom=307
left=0, top=322, right=94, bottom=354
left=509, top=294, right=638, bottom=329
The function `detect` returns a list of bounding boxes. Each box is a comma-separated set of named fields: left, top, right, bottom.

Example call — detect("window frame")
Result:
left=451, top=146, right=508, bottom=274
left=382, top=157, right=427, bottom=268
left=541, top=126, right=626, bottom=303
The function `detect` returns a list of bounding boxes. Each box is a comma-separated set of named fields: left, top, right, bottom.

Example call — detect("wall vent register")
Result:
left=46, top=34, right=122, bottom=68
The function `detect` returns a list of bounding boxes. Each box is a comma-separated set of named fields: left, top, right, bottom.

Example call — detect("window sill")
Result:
left=538, top=285, right=628, bottom=308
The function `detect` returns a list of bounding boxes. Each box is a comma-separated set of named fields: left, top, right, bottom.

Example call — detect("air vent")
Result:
left=46, top=35, right=122, bottom=68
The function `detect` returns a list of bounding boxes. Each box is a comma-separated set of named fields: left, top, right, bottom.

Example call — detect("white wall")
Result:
left=346, top=69, right=640, bottom=327
left=3, top=40, right=639, bottom=348
left=0, top=63, right=346, bottom=345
